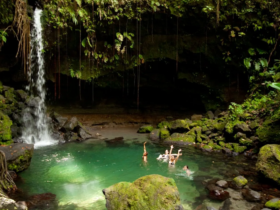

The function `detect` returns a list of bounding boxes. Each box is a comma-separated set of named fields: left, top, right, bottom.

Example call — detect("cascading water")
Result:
left=22, top=8, right=56, bottom=148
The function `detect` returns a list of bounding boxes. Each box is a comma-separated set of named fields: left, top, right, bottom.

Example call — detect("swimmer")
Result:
left=142, top=142, right=148, bottom=162
left=183, top=165, right=191, bottom=177
left=156, top=149, right=169, bottom=160
left=169, top=145, right=182, bottom=166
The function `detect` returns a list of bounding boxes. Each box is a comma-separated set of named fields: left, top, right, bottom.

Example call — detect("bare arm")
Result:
left=174, top=149, right=181, bottom=163
left=143, top=142, right=147, bottom=153
left=169, top=145, right=173, bottom=161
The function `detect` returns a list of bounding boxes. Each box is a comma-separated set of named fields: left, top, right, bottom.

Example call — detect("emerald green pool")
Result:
left=17, top=128, right=245, bottom=210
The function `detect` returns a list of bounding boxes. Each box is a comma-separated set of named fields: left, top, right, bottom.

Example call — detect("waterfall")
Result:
left=22, top=8, right=57, bottom=148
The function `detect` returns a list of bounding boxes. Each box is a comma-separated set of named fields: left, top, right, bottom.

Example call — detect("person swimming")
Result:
left=142, top=142, right=148, bottom=162
left=183, top=165, right=191, bottom=177
left=169, top=145, right=182, bottom=166
left=157, top=149, right=169, bottom=160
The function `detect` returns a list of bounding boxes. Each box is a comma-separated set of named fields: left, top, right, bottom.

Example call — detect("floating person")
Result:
left=156, top=149, right=169, bottom=161
left=169, top=145, right=182, bottom=166
left=183, top=165, right=191, bottom=177
left=142, top=141, right=148, bottom=162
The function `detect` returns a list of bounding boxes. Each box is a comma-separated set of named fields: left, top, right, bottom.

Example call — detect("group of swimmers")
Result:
left=142, top=142, right=191, bottom=176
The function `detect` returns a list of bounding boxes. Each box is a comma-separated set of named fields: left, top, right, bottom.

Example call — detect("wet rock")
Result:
left=191, top=114, right=203, bottom=121
left=0, top=143, right=34, bottom=172
left=13, top=137, right=24, bottom=143
left=103, top=174, right=183, bottom=210
left=207, top=184, right=229, bottom=201
left=15, top=90, right=28, bottom=101
left=235, top=122, right=252, bottom=133
left=249, top=120, right=260, bottom=130
left=63, top=117, right=79, bottom=131
left=233, top=176, right=248, bottom=188
left=105, top=137, right=124, bottom=144
left=0, top=197, right=27, bottom=210
left=265, top=198, right=280, bottom=209
left=27, top=193, right=58, bottom=210
left=169, top=119, right=188, bottom=131
left=226, top=188, right=243, bottom=200
left=206, top=111, right=214, bottom=119
left=159, top=128, right=170, bottom=140
left=69, top=133, right=79, bottom=142
left=216, top=180, right=228, bottom=189
left=10, top=124, right=19, bottom=138
left=234, top=132, right=247, bottom=140
left=220, top=198, right=256, bottom=210
left=241, top=188, right=261, bottom=202
left=206, top=207, right=217, bottom=210
left=26, top=96, right=40, bottom=108
left=214, top=109, right=222, bottom=117
left=202, top=145, right=213, bottom=152
left=50, top=112, right=68, bottom=128
left=78, top=127, right=92, bottom=139
left=250, top=136, right=259, bottom=141
left=149, top=129, right=160, bottom=141
left=256, top=144, right=280, bottom=184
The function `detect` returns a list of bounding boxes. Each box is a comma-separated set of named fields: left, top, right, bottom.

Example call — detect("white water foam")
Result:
left=22, top=8, right=57, bottom=148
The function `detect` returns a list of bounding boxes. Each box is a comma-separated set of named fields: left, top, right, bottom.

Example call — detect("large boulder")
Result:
left=0, top=143, right=34, bottom=172
left=169, top=119, right=188, bottom=131
left=149, top=129, right=160, bottom=141
left=63, top=117, right=79, bottom=131
left=256, top=144, right=280, bottom=184
left=138, top=125, right=153, bottom=133
left=102, top=174, right=183, bottom=210
left=50, top=112, right=68, bottom=128
left=0, top=111, right=13, bottom=145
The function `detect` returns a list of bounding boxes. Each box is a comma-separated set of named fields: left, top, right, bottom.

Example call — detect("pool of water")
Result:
left=16, top=128, right=249, bottom=210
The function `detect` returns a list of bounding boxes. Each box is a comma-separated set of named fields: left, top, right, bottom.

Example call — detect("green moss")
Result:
left=225, top=120, right=241, bottom=134
left=214, top=145, right=222, bottom=150
left=166, top=133, right=196, bottom=143
left=4, top=88, right=15, bottom=103
left=265, top=199, right=280, bottom=209
left=233, top=144, right=247, bottom=153
left=239, top=138, right=253, bottom=146
left=169, top=119, right=188, bottom=131
left=225, top=143, right=233, bottom=150
left=159, top=129, right=170, bottom=140
left=0, top=81, right=2, bottom=93
left=219, top=141, right=225, bottom=147
left=157, top=121, right=171, bottom=129
left=138, top=125, right=154, bottom=133
left=213, top=120, right=226, bottom=131
left=7, top=151, right=32, bottom=172
left=233, top=176, right=248, bottom=187
left=194, top=126, right=202, bottom=142
left=208, top=141, right=214, bottom=148
left=202, top=145, right=212, bottom=150
left=256, top=116, right=280, bottom=143
left=0, top=111, right=13, bottom=145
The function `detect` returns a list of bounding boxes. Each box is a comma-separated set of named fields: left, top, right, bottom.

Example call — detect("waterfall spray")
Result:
left=22, top=8, right=56, bottom=148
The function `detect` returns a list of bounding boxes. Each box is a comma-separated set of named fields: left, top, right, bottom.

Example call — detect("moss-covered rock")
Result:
left=235, top=122, right=251, bottom=133
left=256, top=117, right=280, bottom=143
left=166, top=133, right=196, bottom=143
left=225, top=143, right=233, bottom=151
left=194, top=126, right=202, bottom=142
left=202, top=144, right=213, bottom=152
left=233, top=144, right=247, bottom=153
left=233, top=176, right=248, bottom=188
left=157, top=121, right=170, bottom=129
left=225, top=120, right=240, bottom=134
left=138, top=125, right=154, bottom=133
left=4, top=87, right=15, bottom=104
left=219, top=141, right=226, bottom=147
left=159, top=129, right=170, bottom=140
left=169, top=119, right=188, bottom=131
left=256, top=144, right=280, bottom=184
left=0, top=81, right=2, bottom=93
left=265, top=198, right=280, bottom=209
left=239, top=138, right=253, bottom=146
left=0, top=143, right=34, bottom=172
left=0, top=111, right=13, bottom=145
left=103, top=174, right=183, bottom=210
left=213, top=120, right=226, bottom=131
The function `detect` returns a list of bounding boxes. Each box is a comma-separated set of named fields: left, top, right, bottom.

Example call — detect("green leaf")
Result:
left=259, top=58, right=268, bottom=68
left=255, top=62, right=260, bottom=71
left=104, top=57, right=108, bottom=63
left=114, top=54, right=119, bottom=60
left=2, top=36, right=6, bottom=43
left=256, top=48, right=268, bottom=55
left=75, top=0, right=82, bottom=7
left=269, top=83, right=280, bottom=91
left=87, top=37, right=93, bottom=47
left=116, top=32, right=123, bottom=42
left=244, top=58, right=252, bottom=69
left=82, top=38, right=86, bottom=48
left=248, top=48, right=255, bottom=56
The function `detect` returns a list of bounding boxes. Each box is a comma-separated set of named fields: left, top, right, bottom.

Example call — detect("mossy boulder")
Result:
left=219, top=141, right=225, bottom=147
left=4, top=87, right=15, bottom=104
left=256, top=117, right=280, bottom=143
left=169, top=119, right=188, bottom=131
left=103, top=174, right=183, bottom=210
left=239, top=138, right=253, bottom=146
left=0, top=143, right=34, bottom=172
left=194, top=126, right=202, bottom=142
left=225, top=120, right=240, bottom=134
left=0, top=111, right=13, bottom=145
left=202, top=145, right=212, bottom=152
left=157, top=121, right=171, bottom=129
left=233, top=176, right=248, bottom=188
left=166, top=133, right=196, bottom=143
left=265, top=198, right=280, bottom=209
left=256, top=144, right=280, bottom=184
left=159, top=129, right=170, bottom=140
left=138, top=125, right=154, bottom=133
left=233, top=144, right=247, bottom=153
left=235, top=122, right=251, bottom=133
left=213, top=121, right=226, bottom=131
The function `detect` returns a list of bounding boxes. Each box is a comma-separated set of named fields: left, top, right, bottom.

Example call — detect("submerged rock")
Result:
left=27, top=193, right=58, bottom=210
left=265, top=198, right=280, bottom=209
left=0, top=197, right=27, bottom=210
left=256, top=144, right=280, bottom=184
left=0, top=143, right=34, bottom=172
left=102, top=174, right=183, bottom=210
left=241, top=188, right=261, bottom=202
left=206, top=184, right=229, bottom=201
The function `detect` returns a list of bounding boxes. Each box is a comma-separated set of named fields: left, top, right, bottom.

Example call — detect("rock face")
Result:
left=0, top=143, right=34, bottom=172
left=102, top=174, right=183, bottom=210
left=256, top=144, right=280, bottom=184
left=0, top=197, right=27, bottom=210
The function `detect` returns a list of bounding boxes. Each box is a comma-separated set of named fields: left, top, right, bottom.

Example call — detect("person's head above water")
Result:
left=165, top=150, right=169, bottom=155
left=183, top=165, right=189, bottom=170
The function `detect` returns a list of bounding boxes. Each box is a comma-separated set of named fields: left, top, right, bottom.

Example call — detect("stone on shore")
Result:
left=138, top=125, right=153, bottom=133
left=233, top=176, right=248, bottom=188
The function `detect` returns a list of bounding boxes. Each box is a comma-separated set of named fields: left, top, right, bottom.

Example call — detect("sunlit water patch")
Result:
left=17, top=128, right=247, bottom=210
